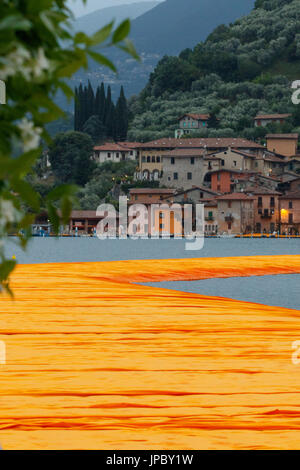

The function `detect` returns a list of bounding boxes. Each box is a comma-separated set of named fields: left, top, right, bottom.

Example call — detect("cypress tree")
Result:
left=74, top=86, right=79, bottom=131
left=115, top=86, right=128, bottom=141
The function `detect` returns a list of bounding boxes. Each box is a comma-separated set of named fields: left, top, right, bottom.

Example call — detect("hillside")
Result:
left=67, top=0, right=255, bottom=106
left=130, top=0, right=255, bottom=55
left=128, top=0, right=300, bottom=142
left=73, top=2, right=160, bottom=35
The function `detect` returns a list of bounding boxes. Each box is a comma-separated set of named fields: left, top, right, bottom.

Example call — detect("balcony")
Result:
left=225, top=214, right=234, bottom=222
left=261, top=209, right=273, bottom=219
left=205, top=216, right=214, bottom=222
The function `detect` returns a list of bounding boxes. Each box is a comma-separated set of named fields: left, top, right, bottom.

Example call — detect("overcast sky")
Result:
left=67, top=0, right=162, bottom=18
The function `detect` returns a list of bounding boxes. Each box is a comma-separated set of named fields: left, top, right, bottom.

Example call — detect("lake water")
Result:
left=5, top=236, right=300, bottom=263
left=5, top=237, right=300, bottom=309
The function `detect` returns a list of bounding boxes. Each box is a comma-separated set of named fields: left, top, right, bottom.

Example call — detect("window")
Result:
left=258, top=197, right=262, bottom=207
left=107, top=152, right=111, bottom=158
left=116, top=153, right=119, bottom=158
left=122, top=153, right=126, bottom=161
left=217, top=173, right=221, bottom=181
left=156, top=156, right=160, bottom=162
left=200, top=192, right=204, bottom=199
left=221, top=160, right=225, bottom=166
left=289, top=201, right=293, bottom=209
left=289, top=213, right=293, bottom=224
left=233, top=161, right=237, bottom=167
left=142, top=156, right=146, bottom=162
left=174, top=172, right=178, bottom=180
left=160, top=223, right=164, bottom=229
left=228, top=222, right=232, bottom=230
left=270, top=197, right=275, bottom=207
left=130, top=151, right=133, bottom=156
left=135, top=195, right=138, bottom=201
left=152, top=156, right=155, bottom=162
left=191, top=157, right=195, bottom=165
left=171, top=157, right=175, bottom=165
left=187, top=172, right=192, bottom=180
left=147, top=156, right=151, bottom=162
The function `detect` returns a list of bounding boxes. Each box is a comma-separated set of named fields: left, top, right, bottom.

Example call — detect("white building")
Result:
left=93, top=142, right=140, bottom=164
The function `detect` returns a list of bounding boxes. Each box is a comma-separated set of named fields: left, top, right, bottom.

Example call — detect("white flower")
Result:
left=18, top=118, right=42, bottom=152
left=0, top=199, right=22, bottom=230
left=32, top=48, right=49, bottom=78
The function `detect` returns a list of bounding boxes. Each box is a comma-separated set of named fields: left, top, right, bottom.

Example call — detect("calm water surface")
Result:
left=5, top=236, right=300, bottom=263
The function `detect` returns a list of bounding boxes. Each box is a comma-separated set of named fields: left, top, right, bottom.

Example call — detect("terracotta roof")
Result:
left=70, top=210, right=119, bottom=218
left=207, top=169, right=257, bottom=175
left=129, top=188, right=176, bottom=194
left=216, top=193, right=255, bottom=201
left=174, top=186, right=220, bottom=196
left=255, top=114, right=292, bottom=120
left=179, top=113, right=210, bottom=121
left=266, top=133, right=298, bottom=140
left=118, top=142, right=141, bottom=148
left=245, top=187, right=281, bottom=195
left=139, top=138, right=264, bottom=150
left=280, top=192, right=300, bottom=199
left=163, top=148, right=206, bottom=157
left=94, top=141, right=140, bottom=151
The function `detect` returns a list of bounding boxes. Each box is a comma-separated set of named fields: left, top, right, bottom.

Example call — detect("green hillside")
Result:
left=128, top=0, right=300, bottom=141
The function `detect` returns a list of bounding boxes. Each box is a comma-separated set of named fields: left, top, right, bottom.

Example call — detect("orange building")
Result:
left=245, top=188, right=281, bottom=233
left=210, top=169, right=257, bottom=193
left=280, top=192, right=300, bottom=235
left=266, top=133, right=298, bottom=157
left=128, top=188, right=182, bottom=237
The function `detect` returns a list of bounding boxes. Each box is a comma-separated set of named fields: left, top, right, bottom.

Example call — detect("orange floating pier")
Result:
left=1, top=255, right=300, bottom=449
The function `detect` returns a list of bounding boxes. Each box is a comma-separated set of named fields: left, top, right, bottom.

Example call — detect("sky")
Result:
left=67, top=0, right=162, bottom=18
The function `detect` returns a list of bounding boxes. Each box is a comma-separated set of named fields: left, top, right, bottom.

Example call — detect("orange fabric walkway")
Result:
left=1, top=255, right=300, bottom=449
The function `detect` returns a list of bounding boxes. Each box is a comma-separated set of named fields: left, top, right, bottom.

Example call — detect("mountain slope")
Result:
left=128, top=0, right=300, bottom=142
left=130, top=0, right=255, bottom=55
left=73, top=2, right=161, bottom=35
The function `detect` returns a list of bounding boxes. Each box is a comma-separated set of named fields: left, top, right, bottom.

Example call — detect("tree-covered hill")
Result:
left=128, top=0, right=300, bottom=142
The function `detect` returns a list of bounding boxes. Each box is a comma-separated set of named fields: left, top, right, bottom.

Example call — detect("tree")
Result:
left=115, top=86, right=128, bottom=141
left=49, top=131, right=95, bottom=186
left=83, top=115, right=106, bottom=143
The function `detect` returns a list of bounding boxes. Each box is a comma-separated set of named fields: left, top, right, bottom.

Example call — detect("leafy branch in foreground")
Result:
left=0, top=0, right=139, bottom=294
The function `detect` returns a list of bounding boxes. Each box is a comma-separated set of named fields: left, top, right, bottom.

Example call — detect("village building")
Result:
left=135, top=138, right=264, bottom=183
left=207, top=169, right=257, bottom=193
left=203, top=199, right=218, bottom=236
left=266, top=133, right=298, bottom=157
left=128, top=188, right=181, bottom=237
left=253, top=152, right=286, bottom=177
left=160, top=149, right=206, bottom=189
left=280, top=192, right=300, bottom=235
left=68, top=210, right=119, bottom=235
left=93, top=142, right=140, bottom=163
left=215, top=193, right=255, bottom=235
left=175, top=113, right=211, bottom=138
left=172, top=186, right=220, bottom=204
left=284, top=154, right=300, bottom=173
left=254, top=114, right=292, bottom=127
left=245, top=188, right=281, bottom=233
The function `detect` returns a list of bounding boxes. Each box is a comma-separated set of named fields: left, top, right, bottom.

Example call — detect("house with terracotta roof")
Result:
left=215, top=193, right=255, bottom=235
left=280, top=192, right=300, bottom=234
left=266, top=133, right=298, bottom=157
left=175, top=113, right=212, bottom=138
left=136, top=138, right=264, bottom=184
left=93, top=142, right=140, bottom=164
left=128, top=188, right=182, bottom=237
left=254, top=114, right=292, bottom=127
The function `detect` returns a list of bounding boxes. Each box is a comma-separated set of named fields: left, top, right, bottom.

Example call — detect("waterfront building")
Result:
left=280, top=192, right=300, bottom=235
